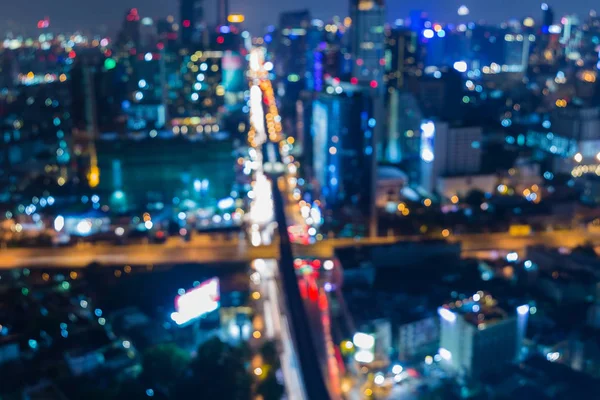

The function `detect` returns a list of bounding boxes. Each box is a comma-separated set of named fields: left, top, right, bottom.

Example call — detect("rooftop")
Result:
left=439, top=291, right=514, bottom=329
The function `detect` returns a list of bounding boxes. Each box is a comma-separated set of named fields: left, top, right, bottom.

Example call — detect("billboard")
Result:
left=171, top=278, right=220, bottom=326
left=222, top=51, right=245, bottom=93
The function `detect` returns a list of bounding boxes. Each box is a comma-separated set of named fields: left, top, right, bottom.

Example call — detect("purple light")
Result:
left=324, top=282, right=333, bottom=292
left=438, top=307, right=456, bottom=322
left=517, top=304, right=530, bottom=315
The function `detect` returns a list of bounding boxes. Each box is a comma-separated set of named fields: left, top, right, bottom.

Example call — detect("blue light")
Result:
left=28, top=339, right=38, bottom=349
left=437, top=30, right=446, bottom=38
left=146, top=389, right=154, bottom=397
left=220, top=26, right=230, bottom=34
left=368, top=118, right=376, bottom=128
left=95, top=309, right=103, bottom=317
left=264, top=34, right=272, bottom=43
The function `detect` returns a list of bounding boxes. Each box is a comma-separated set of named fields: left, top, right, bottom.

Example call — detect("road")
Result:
left=2, top=230, right=599, bottom=268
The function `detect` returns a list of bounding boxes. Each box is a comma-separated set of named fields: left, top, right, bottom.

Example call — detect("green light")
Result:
left=104, top=58, right=117, bottom=70
left=61, top=281, right=70, bottom=290
left=21, top=288, right=29, bottom=296
left=462, top=96, right=470, bottom=103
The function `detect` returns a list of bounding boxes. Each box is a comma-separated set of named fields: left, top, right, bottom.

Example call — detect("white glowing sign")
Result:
left=170, top=278, right=220, bottom=326
left=420, top=121, right=435, bottom=163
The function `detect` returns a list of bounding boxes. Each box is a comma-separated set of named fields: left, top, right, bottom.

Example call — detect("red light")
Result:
left=156, top=231, right=165, bottom=239
left=308, top=280, right=318, bottom=301
left=68, top=51, right=76, bottom=59
left=370, top=80, right=378, bottom=88
left=157, top=43, right=165, bottom=50
left=350, top=77, right=358, bottom=85
left=311, top=259, right=321, bottom=269
left=318, top=291, right=328, bottom=311
left=131, top=8, right=138, bottom=14
left=332, top=77, right=340, bottom=85
left=294, top=259, right=303, bottom=268
left=299, top=280, right=307, bottom=299
left=183, top=20, right=191, bottom=28
left=217, top=36, right=225, bottom=44
left=356, top=58, right=364, bottom=66
left=105, top=50, right=112, bottom=57
left=37, top=20, right=44, bottom=29
left=379, top=58, right=386, bottom=66
left=130, top=48, right=137, bottom=55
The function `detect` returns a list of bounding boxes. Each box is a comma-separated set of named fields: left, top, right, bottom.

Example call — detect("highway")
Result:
left=2, top=230, right=600, bottom=268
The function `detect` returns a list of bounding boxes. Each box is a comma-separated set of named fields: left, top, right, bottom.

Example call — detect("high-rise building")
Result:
left=350, top=0, right=386, bottom=88
left=157, top=16, right=179, bottom=51
left=117, top=8, right=141, bottom=50
left=437, top=293, right=529, bottom=379
left=275, top=9, right=311, bottom=106
left=312, top=84, right=377, bottom=234
left=541, top=3, right=554, bottom=32
left=384, top=91, right=422, bottom=168
left=180, top=0, right=204, bottom=47
left=420, top=121, right=482, bottom=192
left=385, top=27, right=421, bottom=90
left=216, top=0, right=229, bottom=26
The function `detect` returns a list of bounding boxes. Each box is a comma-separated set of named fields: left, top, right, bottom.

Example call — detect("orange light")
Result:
left=227, top=14, right=245, bottom=23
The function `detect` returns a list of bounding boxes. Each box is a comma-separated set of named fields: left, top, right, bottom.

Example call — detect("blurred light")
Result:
left=323, top=260, right=334, bottom=270
left=438, top=308, right=456, bottom=322
left=423, top=29, right=434, bottom=39
left=115, top=227, right=125, bottom=236
left=54, top=215, right=64, bottom=232
left=507, top=252, right=519, bottom=262
left=374, top=373, right=385, bottom=385
left=453, top=61, right=467, bottom=73
left=144, top=52, right=153, bottom=61
left=353, top=332, right=375, bottom=349
left=145, top=220, right=153, bottom=230
left=458, top=5, right=469, bottom=16
left=517, top=304, right=530, bottom=315
left=76, top=220, right=92, bottom=235
left=392, top=364, right=403, bottom=374
left=354, top=350, right=374, bottom=363
left=439, top=348, right=452, bottom=360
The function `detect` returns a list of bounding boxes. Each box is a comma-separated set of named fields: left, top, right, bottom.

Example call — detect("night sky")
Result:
left=0, top=0, right=594, bottom=35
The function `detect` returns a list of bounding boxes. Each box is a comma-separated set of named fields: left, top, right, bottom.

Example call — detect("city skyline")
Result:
left=0, top=0, right=596, bottom=35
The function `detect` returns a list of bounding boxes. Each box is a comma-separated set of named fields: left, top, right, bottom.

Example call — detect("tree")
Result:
left=142, top=343, right=190, bottom=394
left=465, top=189, right=486, bottom=209
left=256, top=371, right=285, bottom=400
left=260, top=341, right=279, bottom=368
left=179, top=337, right=251, bottom=400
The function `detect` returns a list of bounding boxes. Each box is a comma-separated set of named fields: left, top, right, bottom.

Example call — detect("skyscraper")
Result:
left=541, top=3, right=554, bottom=32
left=217, top=0, right=230, bottom=26
left=180, top=0, right=204, bottom=47
left=312, top=84, right=376, bottom=235
left=350, top=0, right=385, bottom=88
left=117, top=8, right=141, bottom=50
